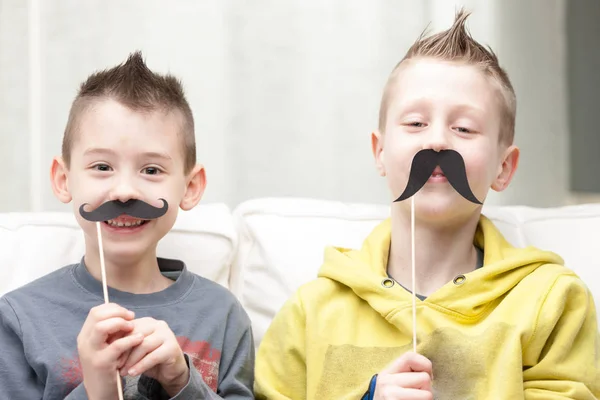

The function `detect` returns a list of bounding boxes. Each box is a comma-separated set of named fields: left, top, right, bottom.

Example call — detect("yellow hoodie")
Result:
left=255, top=216, right=600, bottom=399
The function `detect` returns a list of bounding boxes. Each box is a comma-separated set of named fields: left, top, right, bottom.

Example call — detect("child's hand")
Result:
left=374, top=352, right=434, bottom=400
left=77, top=303, right=145, bottom=400
left=119, top=317, right=190, bottom=396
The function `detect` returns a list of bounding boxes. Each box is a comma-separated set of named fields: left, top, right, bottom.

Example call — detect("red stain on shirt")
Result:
left=58, top=356, right=83, bottom=389
left=176, top=336, right=221, bottom=391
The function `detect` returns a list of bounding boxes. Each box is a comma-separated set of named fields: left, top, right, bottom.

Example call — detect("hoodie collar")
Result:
left=318, top=215, right=564, bottom=320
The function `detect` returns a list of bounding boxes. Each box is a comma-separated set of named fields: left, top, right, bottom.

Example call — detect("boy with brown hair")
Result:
left=254, top=10, right=600, bottom=399
left=0, top=52, right=255, bottom=399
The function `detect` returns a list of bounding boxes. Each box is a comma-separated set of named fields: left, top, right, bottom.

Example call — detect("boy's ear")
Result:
left=180, top=164, right=207, bottom=211
left=50, top=156, right=72, bottom=204
left=491, top=145, right=520, bottom=192
left=371, top=131, right=386, bottom=177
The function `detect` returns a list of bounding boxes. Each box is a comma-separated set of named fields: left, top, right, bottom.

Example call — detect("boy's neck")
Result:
left=387, top=207, right=481, bottom=297
left=83, top=246, right=174, bottom=294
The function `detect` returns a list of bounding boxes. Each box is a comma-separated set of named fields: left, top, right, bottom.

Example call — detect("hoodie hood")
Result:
left=317, top=215, right=564, bottom=320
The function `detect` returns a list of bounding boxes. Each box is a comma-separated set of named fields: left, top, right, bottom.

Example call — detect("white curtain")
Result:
left=0, top=0, right=568, bottom=212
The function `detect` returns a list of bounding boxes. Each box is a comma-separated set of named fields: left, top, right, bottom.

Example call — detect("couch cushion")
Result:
left=0, top=203, right=237, bottom=297
left=496, top=204, right=600, bottom=309
left=232, top=197, right=599, bottom=346
left=231, top=197, right=390, bottom=347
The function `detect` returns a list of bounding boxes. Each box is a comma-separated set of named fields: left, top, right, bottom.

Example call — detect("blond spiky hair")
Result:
left=378, top=9, right=516, bottom=144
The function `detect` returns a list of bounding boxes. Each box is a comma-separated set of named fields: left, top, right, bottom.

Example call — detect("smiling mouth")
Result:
left=103, top=216, right=149, bottom=228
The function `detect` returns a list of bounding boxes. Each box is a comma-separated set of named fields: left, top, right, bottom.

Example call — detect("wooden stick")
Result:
left=411, top=196, right=417, bottom=353
left=96, top=222, right=124, bottom=400
left=96, top=222, right=109, bottom=304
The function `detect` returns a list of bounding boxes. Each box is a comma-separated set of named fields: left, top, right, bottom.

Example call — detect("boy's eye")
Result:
left=93, top=164, right=112, bottom=172
left=455, top=127, right=472, bottom=133
left=143, top=167, right=161, bottom=175
left=401, top=121, right=427, bottom=130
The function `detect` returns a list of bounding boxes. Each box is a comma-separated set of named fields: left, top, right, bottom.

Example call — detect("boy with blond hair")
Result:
left=0, top=52, right=255, bottom=399
left=254, top=10, right=600, bottom=399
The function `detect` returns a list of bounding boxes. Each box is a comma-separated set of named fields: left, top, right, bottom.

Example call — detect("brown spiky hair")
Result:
left=378, top=9, right=516, bottom=145
left=61, top=51, right=196, bottom=173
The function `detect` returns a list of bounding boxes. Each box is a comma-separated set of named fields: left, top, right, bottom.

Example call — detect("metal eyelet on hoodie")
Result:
left=381, top=278, right=395, bottom=288
left=453, top=275, right=466, bottom=285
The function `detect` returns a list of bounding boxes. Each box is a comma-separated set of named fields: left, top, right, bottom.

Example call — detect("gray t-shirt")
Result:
left=0, top=258, right=255, bottom=399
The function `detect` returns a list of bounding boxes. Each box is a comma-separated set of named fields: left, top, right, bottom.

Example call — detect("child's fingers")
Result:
left=387, top=371, right=432, bottom=391
left=375, top=385, right=433, bottom=400
left=104, top=332, right=145, bottom=363
left=120, top=332, right=163, bottom=374
left=107, top=330, right=128, bottom=345
left=125, top=342, right=172, bottom=376
left=396, top=387, right=433, bottom=400
left=381, top=352, right=433, bottom=376
left=88, top=303, right=135, bottom=323
left=129, top=317, right=159, bottom=336
left=88, top=317, right=134, bottom=347
left=117, top=348, right=132, bottom=369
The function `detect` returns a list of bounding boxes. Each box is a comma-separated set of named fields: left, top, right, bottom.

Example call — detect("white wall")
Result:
left=0, top=0, right=572, bottom=212
left=0, top=0, right=30, bottom=212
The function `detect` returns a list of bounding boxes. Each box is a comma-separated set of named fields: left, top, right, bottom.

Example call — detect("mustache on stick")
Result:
left=394, top=149, right=482, bottom=204
left=79, top=199, right=169, bottom=222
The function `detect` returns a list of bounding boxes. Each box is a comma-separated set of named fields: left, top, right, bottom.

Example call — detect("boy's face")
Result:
left=51, top=99, right=206, bottom=262
left=373, top=58, right=519, bottom=221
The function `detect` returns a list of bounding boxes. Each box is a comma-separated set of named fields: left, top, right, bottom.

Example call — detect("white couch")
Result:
left=1, top=197, right=599, bottom=349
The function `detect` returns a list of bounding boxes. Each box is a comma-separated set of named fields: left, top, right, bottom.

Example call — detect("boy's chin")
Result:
left=100, top=243, right=158, bottom=264
left=93, top=229, right=162, bottom=261
left=397, top=194, right=482, bottom=223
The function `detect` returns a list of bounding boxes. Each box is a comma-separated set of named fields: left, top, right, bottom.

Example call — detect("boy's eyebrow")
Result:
left=452, top=103, right=486, bottom=117
left=83, top=148, right=173, bottom=161
left=140, top=151, right=173, bottom=161
left=395, top=99, right=486, bottom=117
left=83, top=148, right=117, bottom=157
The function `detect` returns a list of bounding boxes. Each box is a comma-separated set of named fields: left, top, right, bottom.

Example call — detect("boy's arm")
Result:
left=0, top=297, right=92, bottom=399
left=0, top=297, right=46, bottom=398
left=523, top=274, right=600, bottom=399
left=213, top=313, right=255, bottom=399
left=138, top=302, right=255, bottom=399
left=254, top=292, right=307, bottom=400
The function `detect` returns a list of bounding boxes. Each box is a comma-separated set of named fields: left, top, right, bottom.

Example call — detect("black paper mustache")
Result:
left=79, top=199, right=169, bottom=222
left=394, top=149, right=482, bottom=204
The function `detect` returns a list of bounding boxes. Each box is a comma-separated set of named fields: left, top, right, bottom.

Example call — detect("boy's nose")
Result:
left=423, top=136, right=450, bottom=153
left=423, top=126, right=450, bottom=152
left=427, top=140, right=448, bottom=152
left=109, top=180, right=142, bottom=204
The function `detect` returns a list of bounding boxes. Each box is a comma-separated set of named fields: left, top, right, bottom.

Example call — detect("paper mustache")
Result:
left=394, top=149, right=482, bottom=204
left=79, top=199, right=169, bottom=222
